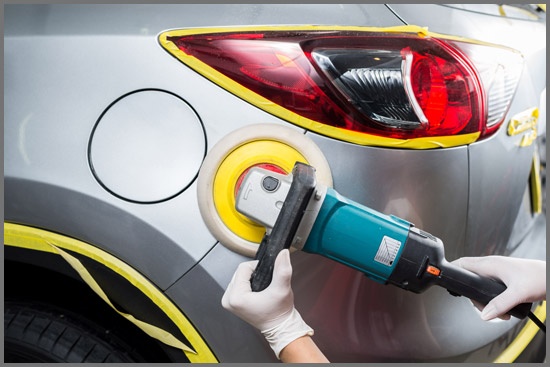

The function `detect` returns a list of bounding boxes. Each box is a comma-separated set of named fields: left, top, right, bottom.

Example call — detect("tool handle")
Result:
left=250, top=233, right=280, bottom=292
left=439, top=261, right=532, bottom=319
left=250, top=162, right=316, bottom=292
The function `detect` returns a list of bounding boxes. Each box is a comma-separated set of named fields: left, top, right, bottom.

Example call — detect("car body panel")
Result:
left=4, top=3, right=546, bottom=363
left=4, top=24, right=285, bottom=287
left=4, top=2, right=401, bottom=293
left=4, top=4, right=400, bottom=36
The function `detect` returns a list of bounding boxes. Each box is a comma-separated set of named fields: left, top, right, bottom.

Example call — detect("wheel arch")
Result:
left=4, top=222, right=218, bottom=363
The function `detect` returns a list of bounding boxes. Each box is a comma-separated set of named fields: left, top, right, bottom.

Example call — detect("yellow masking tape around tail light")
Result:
left=159, top=24, right=497, bottom=150
left=4, top=222, right=218, bottom=363
left=493, top=301, right=546, bottom=363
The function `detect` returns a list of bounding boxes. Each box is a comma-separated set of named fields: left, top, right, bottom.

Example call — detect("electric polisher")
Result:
left=236, top=161, right=533, bottom=320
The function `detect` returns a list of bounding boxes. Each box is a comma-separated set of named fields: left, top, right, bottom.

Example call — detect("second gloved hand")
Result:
left=221, top=249, right=313, bottom=358
left=453, top=256, right=546, bottom=321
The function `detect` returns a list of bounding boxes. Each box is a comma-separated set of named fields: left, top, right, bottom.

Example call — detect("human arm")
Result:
left=279, top=335, right=329, bottom=363
left=452, top=256, right=546, bottom=320
left=221, top=249, right=329, bottom=362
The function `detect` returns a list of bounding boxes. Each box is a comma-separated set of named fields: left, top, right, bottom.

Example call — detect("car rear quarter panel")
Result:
left=4, top=2, right=402, bottom=288
left=389, top=4, right=546, bottom=255
left=4, top=4, right=546, bottom=363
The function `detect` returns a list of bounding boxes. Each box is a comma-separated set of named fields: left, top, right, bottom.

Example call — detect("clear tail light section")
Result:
left=161, top=26, right=524, bottom=149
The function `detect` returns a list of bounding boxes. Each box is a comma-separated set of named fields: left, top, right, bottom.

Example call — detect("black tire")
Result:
left=4, top=300, right=146, bottom=363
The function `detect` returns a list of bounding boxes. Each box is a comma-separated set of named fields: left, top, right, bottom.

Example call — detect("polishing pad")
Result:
left=197, top=124, right=332, bottom=257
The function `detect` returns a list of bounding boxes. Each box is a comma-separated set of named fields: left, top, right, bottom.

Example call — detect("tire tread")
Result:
left=4, top=301, right=139, bottom=363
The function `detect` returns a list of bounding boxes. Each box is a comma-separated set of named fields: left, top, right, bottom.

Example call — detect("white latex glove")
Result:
left=452, top=256, right=546, bottom=321
left=221, top=249, right=313, bottom=358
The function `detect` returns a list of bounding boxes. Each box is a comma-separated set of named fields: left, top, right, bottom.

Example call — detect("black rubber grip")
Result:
left=438, top=261, right=532, bottom=319
left=250, top=162, right=316, bottom=292
left=389, top=228, right=533, bottom=320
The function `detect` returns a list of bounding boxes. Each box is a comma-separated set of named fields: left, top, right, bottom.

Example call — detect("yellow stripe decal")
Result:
left=493, top=301, right=546, bottom=363
left=159, top=25, right=514, bottom=149
left=4, top=222, right=218, bottom=363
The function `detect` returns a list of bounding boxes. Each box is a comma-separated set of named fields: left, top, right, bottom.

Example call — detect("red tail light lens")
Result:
left=162, top=27, right=523, bottom=148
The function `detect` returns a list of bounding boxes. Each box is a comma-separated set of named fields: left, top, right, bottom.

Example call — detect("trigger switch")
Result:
left=262, top=176, right=280, bottom=192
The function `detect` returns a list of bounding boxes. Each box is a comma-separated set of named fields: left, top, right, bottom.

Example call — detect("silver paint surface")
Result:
left=4, top=4, right=546, bottom=362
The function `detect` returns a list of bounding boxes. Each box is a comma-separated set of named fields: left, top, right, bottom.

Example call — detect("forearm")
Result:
left=279, top=335, right=329, bottom=363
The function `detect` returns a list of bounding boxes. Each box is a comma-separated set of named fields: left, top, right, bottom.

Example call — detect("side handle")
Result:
left=250, top=162, right=317, bottom=292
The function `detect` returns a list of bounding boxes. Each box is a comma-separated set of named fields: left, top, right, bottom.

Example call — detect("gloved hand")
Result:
left=452, top=256, right=546, bottom=321
left=221, top=249, right=313, bottom=358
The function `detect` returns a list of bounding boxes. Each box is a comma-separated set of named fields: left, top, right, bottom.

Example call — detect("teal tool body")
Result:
left=235, top=162, right=532, bottom=320
left=303, top=187, right=410, bottom=284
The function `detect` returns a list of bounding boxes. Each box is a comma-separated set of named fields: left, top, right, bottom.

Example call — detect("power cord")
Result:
left=528, top=311, right=546, bottom=333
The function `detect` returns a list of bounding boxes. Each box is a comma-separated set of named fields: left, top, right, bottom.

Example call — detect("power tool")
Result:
left=235, top=161, right=533, bottom=320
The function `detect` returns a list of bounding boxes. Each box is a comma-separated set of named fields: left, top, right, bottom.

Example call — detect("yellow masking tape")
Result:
left=49, top=243, right=196, bottom=354
left=159, top=24, right=520, bottom=49
left=493, top=301, right=546, bottom=363
left=508, top=107, right=539, bottom=136
left=4, top=222, right=218, bottom=363
left=529, top=150, right=542, bottom=214
left=159, top=24, right=512, bottom=149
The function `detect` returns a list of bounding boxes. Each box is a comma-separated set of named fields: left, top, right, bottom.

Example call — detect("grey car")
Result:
left=4, top=4, right=546, bottom=363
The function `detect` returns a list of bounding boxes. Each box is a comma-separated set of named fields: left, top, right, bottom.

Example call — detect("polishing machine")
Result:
left=236, top=161, right=535, bottom=321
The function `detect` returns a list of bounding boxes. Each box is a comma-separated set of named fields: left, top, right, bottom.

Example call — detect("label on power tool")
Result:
left=374, top=236, right=402, bottom=266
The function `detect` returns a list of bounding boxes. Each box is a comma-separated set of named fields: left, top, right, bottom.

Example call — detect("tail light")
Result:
left=160, top=26, right=523, bottom=149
